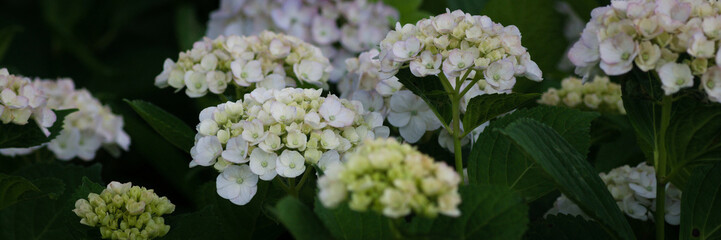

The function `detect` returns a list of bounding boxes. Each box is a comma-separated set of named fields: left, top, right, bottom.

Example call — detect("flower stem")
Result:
left=294, top=167, right=313, bottom=192
left=654, top=95, right=672, bottom=240
left=288, top=177, right=297, bottom=197
left=451, top=93, right=464, bottom=180
left=387, top=218, right=404, bottom=239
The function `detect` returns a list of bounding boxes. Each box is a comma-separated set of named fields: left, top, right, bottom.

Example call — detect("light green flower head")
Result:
left=73, top=181, right=175, bottom=240
left=538, top=76, right=625, bottom=114
left=317, top=138, right=462, bottom=219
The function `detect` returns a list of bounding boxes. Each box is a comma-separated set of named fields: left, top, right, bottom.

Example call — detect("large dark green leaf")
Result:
left=125, top=99, right=195, bottom=153
left=396, top=68, right=452, bottom=128
left=382, top=0, right=431, bottom=24
left=314, top=199, right=394, bottom=240
left=467, top=106, right=598, bottom=201
left=620, top=74, right=661, bottom=169
left=0, top=109, right=76, bottom=148
left=0, top=25, right=22, bottom=62
left=403, top=184, right=529, bottom=240
left=526, top=214, right=613, bottom=240
left=0, top=173, right=39, bottom=210
left=680, top=164, right=721, bottom=240
left=174, top=4, right=204, bottom=50
left=162, top=206, right=224, bottom=240
left=271, top=196, right=334, bottom=240
left=498, top=118, right=635, bottom=240
left=0, top=163, right=102, bottom=240
left=461, top=93, right=538, bottom=136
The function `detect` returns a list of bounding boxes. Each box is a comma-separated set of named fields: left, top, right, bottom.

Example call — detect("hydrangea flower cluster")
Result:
left=0, top=68, right=55, bottom=127
left=155, top=31, right=332, bottom=98
left=546, top=162, right=682, bottom=225
left=73, top=182, right=176, bottom=240
left=318, top=138, right=461, bottom=218
left=378, top=9, right=543, bottom=92
left=538, top=76, right=626, bottom=114
left=568, top=0, right=721, bottom=102
left=206, top=0, right=398, bottom=81
left=189, top=87, right=389, bottom=205
left=35, top=78, right=130, bottom=160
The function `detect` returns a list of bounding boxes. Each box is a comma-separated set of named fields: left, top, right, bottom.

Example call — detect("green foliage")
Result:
left=680, top=164, right=721, bottom=240
left=396, top=68, right=452, bottom=128
left=272, top=197, right=334, bottom=240
left=526, top=214, right=613, bottom=240
left=162, top=206, right=224, bottom=240
left=0, top=25, right=21, bottom=62
left=314, top=199, right=393, bottom=240
left=0, top=173, right=39, bottom=210
left=498, top=118, right=635, bottom=240
left=382, top=0, right=432, bottom=24
left=559, top=0, right=602, bottom=22
left=447, top=0, right=487, bottom=14
left=0, top=109, right=76, bottom=148
left=174, top=3, right=205, bottom=51
left=467, top=106, right=599, bottom=201
left=461, top=93, right=539, bottom=136
left=125, top=99, right=195, bottom=153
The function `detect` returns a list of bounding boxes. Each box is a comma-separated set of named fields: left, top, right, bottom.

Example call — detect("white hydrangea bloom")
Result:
left=155, top=31, right=332, bottom=98
left=190, top=87, right=389, bottom=205
left=538, top=76, right=625, bottom=114
left=216, top=165, right=259, bottom=205
left=0, top=68, right=54, bottom=127
left=546, top=162, right=682, bottom=225
left=388, top=90, right=441, bottom=143
left=206, top=0, right=398, bottom=82
left=568, top=0, right=721, bottom=102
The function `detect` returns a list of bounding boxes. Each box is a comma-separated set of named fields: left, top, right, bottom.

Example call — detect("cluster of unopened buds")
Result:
left=546, top=162, right=682, bottom=225
left=0, top=69, right=129, bottom=161
left=0, top=68, right=55, bottom=127
left=539, top=76, right=626, bottom=114
left=156, top=31, right=332, bottom=98
left=190, top=87, right=389, bottom=205
left=318, top=138, right=462, bottom=218
left=206, top=0, right=398, bottom=81
left=73, top=182, right=176, bottom=240
left=568, top=0, right=721, bottom=102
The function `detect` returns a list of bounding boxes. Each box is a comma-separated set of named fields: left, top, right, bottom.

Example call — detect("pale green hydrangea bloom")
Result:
left=73, top=182, right=175, bottom=240
left=318, top=138, right=461, bottom=218
left=538, top=76, right=625, bottom=114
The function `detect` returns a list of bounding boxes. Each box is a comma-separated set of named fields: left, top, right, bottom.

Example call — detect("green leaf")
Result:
left=125, top=99, right=195, bottom=153
left=0, top=25, right=22, bottom=62
left=680, top=164, right=721, bottom=240
left=467, top=106, right=599, bottom=201
left=396, top=68, right=452, bottom=127
left=0, top=173, right=40, bottom=210
left=175, top=4, right=204, bottom=50
left=271, top=196, right=334, bottom=240
left=526, top=214, right=613, bottom=240
left=314, top=199, right=394, bottom=240
left=447, top=0, right=488, bottom=14
left=382, top=0, right=431, bottom=24
left=560, top=0, right=601, bottom=22
left=619, top=74, right=661, bottom=168
left=461, top=93, right=539, bottom=136
left=161, top=206, right=224, bottom=240
left=403, top=184, right=529, bottom=240
left=0, top=109, right=76, bottom=148
left=69, top=177, right=104, bottom=203
left=498, top=118, right=635, bottom=240
left=0, top=163, right=103, bottom=240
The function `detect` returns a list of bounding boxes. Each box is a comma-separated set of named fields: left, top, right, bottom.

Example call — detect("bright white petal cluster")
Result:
left=538, top=76, right=626, bottom=114
left=568, top=0, right=721, bottom=102
left=546, top=162, right=682, bottom=225
left=318, top=138, right=461, bottom=218
left=190, top=87, right=389, bottom=205
left=206, top=0, right=398, bottom=81
left=378, top=9, right=543, bottom=92
left=0, top=68, right=55, bottom=127
left=155, top=31, right=332, bottom=98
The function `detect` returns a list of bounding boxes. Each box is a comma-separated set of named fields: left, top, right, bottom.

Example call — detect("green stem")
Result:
left=288, top=177, right=297, bottom=197
left=655, top=95, right=672, bottom=240
left=218, top=94, right=229, bottom=102
left=451, top=94, right=464, bottom=179
left=294, top=167, right=313, bottom=191
left=273, top=177, right=290, bottom=193
left=438, top=72, right=455, bottom=94
left=235, top=84, right=243, bottom=100
left=387, top=218, right=404, bottom=239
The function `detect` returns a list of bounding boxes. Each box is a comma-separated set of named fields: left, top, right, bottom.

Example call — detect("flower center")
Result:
left=708, top=81, right=716, bottom=88
left=426, top=63, right=433, bottom=69
left=329, top=115, right=336, bottom=121
left=261, top=161, right=268, bottom=167
left=621, top=52, right=630, bottom=61
left=641, top=53, right=649, bottom=61
left=293, top=140, right=298, bottom=145
left=289, top=163, right=296, bottom=169
left=195, top=82, right=202, bottom=88
left=368, top=107, right=375, bottom=111
left=458, top=62, right=465, bottom=68
left=241, top=72, right=248, bottom=78
left=646, top=186, right=653, bottom=191
left=236, top=178, right=244, bottom=184
left=272, top=143, right=278, bottom=148
left=253, top=133, right=258, bottom=138
left=410, top=110, right=418, bottom=116
left=302, top=73, right=309, bottom=79
left=676, top=78, right=686, bottom=85
left=494, top=74, right=500, bottom=81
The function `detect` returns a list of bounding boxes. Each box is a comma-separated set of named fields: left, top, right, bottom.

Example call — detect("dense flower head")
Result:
left=538, top=76, right=626, bottom=114
left=155, top=31, right=332, bottom=98
left=73, top=181, right=175, bottom=240
left=0, top=68, right=55, bottom=127
left=568, top=0, right=721, bottom=102
left=546, top=162, right=682, bottom=225
left=206, top=0, right=398, bottom=81
left=190, top=87, right=389, bottom=205
left=378, top=9, right=543, bottom=93
left=317, top=138, right=462, bottom=218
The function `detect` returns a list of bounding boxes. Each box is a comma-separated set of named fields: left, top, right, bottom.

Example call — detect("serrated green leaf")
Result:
left=498, top=118, right=635, bottom=240
left=175, top=4, right=204, bottom=50
left=69, top=177, right=104, bottom=203
left=125, top=99, right=195, bottom=153
left=395, top=68, right=452, bottom=128
left=461, top=93, right=539, bottom=136
left=271, top=196, right=334, bottom=240
left=526, top=214, right=613, bottom=240
left=0, top=109, right=76, bottom=148
left=680, top=163, right=721, bottom=240
left=402, top=184, right=529, bottom=240
left=0, top=173, right=39, bottom=210
left=467, top=106, right=599, bottom=201
left=314, top=199, right=393, bottom=240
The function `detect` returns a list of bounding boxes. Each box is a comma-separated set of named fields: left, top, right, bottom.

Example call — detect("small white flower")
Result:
left=206, top=71, right=229, bottom=94
left=317, top=150, right=341, bottom=172
left=47, top=129, right=81, bottom=161
left=432, top=13, right=457, bottom=33
left=320, top=129, right=341, bottom=149
left=442, top=49, right=475, bottom=78
left=392, top=37, right=423, bottom=61
left=410, top=50, right=442, bottom=77
left=276, top=150, right=306, bottom=178
left=190, top=136, right=223, bottom=166
left=658, top=62, right=693, bottom=95
left=635, top=41, right=661, bottom=72
left=269, top=39, right=291, bottom=59
left=319, top=95, right=355, bottom=128
left=285, top=130, right=308, bottom=150
left=293, top=60, right=324, bottom=83
left=216, top=165, right=259, bottom=205
left=702, top=66, right=721, bottom=103
left=688, top=32, right=715, bottom=58
left=249, top=148, right=278, bottom=180
left=599, top=33, right=637, bottom=75
left=154, top=58, right=175, bottom=88
left=241, top=119, right=268, bottom=144
left=484, top=58, right=516, bottom=91
left=312, top=16, right=341, bottom=45
left=221, top=137, right=249, bottom=163
left=184, top=71, right=209, bottom=98
left=231, top=60, right=264, bottom=84
left=270, top=102, right=297, bottom=123
left=198, top=119, right=219, bottom=136
left=388, top=90, right=441, bottom=143
left=375, top=77, right=402, bottom=96
left=351, top=90, right=384, bottom=113
left=520, top=52, right=542, bottom=81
